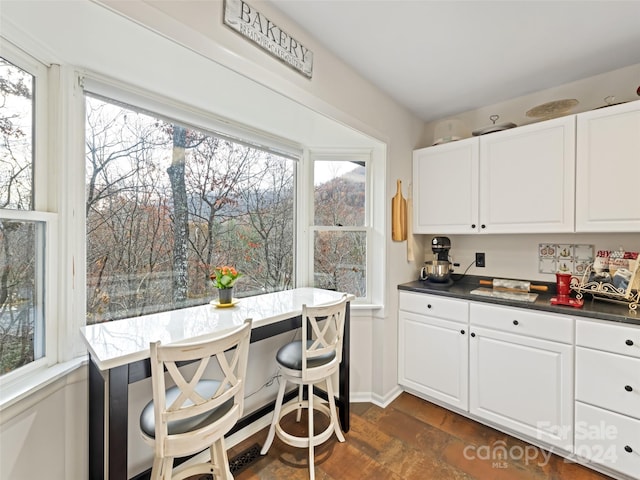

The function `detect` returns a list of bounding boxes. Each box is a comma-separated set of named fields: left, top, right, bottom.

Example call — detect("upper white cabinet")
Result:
left=413, top=138, right=479, bottom=234
left=576, top=100, right=640, bottom=232
left=413, top=115, right=575, bottom=234
left=479, top=115, right=576, bottom=233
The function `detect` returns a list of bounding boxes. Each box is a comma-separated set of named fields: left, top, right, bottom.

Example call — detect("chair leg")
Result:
left=150, top=456, right=163, bottom=480
left=261, top=376, right=288, bottom=455
left=307, top=383, right=315, bottom=480
left=296, top=383, right=304, bottom=422
left=211, top=438, right=234, bottom=480
left=326, top=377, right=345, bottom=442
left=160, top=457, right=174, bottom=480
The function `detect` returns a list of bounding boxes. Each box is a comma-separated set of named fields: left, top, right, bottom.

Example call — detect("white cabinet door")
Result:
left=413, top=138, right=479, bottom=234
left=469, top=326, right=574, bottom=449
left=398, top=310, right=469, bottom=410
left=479, top=115, right=576, bottom=233
left=576, top=100, right=640, bottom=232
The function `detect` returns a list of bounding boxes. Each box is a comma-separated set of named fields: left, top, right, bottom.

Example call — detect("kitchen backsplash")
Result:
left=538, top=243, right=594, bottom=275
left=424, top=233, right=640, bottom=282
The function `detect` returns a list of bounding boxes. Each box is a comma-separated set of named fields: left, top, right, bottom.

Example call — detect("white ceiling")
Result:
left=269, top=0, right=640, bottom=122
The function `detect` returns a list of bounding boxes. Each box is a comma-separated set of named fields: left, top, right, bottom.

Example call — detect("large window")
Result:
left=84, top=91, right=375, bottom=324
left=85, top=94, right=296, bottom=324
left=0, top=49, right=53, bottom=377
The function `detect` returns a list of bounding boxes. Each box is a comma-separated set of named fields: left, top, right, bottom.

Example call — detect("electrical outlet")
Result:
left=476, top=252, right=486, bottom=268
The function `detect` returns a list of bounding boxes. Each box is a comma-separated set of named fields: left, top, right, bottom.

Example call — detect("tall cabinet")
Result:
left=576, top=100, right=640, bottom=232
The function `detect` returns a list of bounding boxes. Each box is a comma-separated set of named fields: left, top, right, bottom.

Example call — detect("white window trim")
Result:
left=304, top=148, right=375, bottom=304
left=81, top=73, right=303, bottom=161
left=0, top=40, right=62, bottom=395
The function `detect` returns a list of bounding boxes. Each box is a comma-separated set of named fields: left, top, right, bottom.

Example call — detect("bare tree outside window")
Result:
left=0, top=57, right=44, bottom=375
left=85, top=95, right=296, bottom=323
left=0, top=57, right=33, bottom=211
left=313, top=160, right=367, bottom=297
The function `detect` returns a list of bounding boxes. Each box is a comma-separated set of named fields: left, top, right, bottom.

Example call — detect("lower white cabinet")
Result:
left=575, top=403, right=640, bottom=479
left=576, top=347, right=640, bottom=418
left=469, top=325, right=574, bottom=450
left=398, top=292, right=640, bottom=478
left=469, top=304, right=574, bottom=450
left=575, top=320, right=640, bottom=478
left=398, top=292, right=469, bottom=410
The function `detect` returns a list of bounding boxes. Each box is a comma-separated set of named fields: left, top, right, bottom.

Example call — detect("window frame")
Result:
left=305, top=148, right=373, bottom=304
left=0, top=40, right=59, bottom=386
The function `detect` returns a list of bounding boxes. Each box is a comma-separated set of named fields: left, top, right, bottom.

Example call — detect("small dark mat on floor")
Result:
left=192, top=443, right=261, bottom=480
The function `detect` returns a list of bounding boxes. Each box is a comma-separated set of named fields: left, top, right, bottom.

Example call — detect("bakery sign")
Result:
left=224, top=0, right=313, bottom=78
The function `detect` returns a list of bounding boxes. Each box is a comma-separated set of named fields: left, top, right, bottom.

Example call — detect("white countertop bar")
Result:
left=81, top=288, right=353, bottom=371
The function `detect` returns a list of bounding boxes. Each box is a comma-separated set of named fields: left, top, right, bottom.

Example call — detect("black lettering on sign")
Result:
left=224, top=0, right=313, bottom=78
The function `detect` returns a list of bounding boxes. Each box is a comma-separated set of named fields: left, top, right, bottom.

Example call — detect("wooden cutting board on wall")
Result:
left=392, top=179, right=407, bottom=241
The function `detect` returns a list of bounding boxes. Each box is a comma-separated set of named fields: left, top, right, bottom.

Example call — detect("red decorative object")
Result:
left=551, top=272, right=584, bottom=308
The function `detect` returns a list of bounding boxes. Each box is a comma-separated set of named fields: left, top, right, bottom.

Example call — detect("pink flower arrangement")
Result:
left=210, top=265, right=242, bottom=289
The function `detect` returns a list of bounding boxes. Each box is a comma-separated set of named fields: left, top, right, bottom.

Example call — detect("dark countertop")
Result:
left=398, top=275, right=639, bottom=326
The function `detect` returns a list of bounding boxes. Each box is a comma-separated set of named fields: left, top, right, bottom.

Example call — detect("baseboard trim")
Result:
left=349, top=386, right=403, bottom=408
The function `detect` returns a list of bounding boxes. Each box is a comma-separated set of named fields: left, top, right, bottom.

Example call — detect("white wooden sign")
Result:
left=224, top=0, right=313, bottom=78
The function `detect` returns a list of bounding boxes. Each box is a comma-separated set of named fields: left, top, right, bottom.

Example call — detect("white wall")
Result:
left=0, top=367, right=87, bottom=480
left=422, top=63, right=640, bottom=147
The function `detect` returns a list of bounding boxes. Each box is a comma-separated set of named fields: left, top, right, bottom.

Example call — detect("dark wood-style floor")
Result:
left=196, top=392, right=614, bottom=479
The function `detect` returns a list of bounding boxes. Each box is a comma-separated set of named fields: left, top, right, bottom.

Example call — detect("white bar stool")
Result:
left=139, top=318, right=252, bottom=480
left=260, top=295, right=348, bottom=480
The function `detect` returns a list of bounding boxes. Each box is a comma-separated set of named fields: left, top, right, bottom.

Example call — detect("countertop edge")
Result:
left=398, top=280, right=639, bottom=326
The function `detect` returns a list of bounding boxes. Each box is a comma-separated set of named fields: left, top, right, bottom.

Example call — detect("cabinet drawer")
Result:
left=575, top=402, right=640, bottom=479
left=576, top=320, right=640, bottom=359
left=399, top=292, right=468, bottom=323
left=576, top=347, right=640, bottom=419
left=470, top=302, right=574, bottom=343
